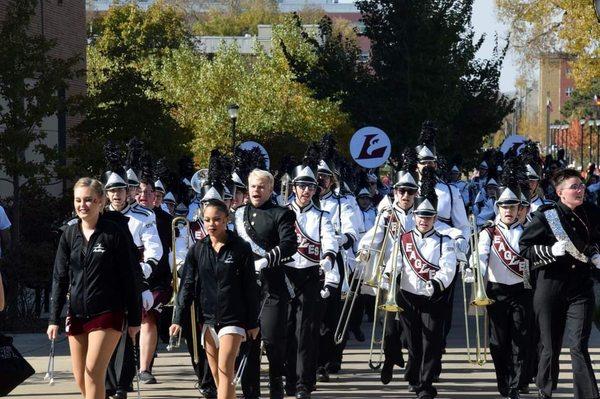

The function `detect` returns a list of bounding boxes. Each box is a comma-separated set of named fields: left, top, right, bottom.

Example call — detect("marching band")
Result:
left=47, top=124, right=600, bottom=399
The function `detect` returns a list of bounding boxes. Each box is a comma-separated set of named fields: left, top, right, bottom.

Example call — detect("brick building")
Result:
left=0, top=0, right=87, bottom=197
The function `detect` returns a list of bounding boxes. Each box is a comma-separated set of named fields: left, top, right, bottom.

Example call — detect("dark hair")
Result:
left=203, top=199, right=229, bottom=216
left=138, top=178, right=155, bottom=191
left=553, top=168, right=581, bottom=188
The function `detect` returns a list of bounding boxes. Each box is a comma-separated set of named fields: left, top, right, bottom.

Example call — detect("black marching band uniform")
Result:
left=234, top=183, right=298, bottom=399
left=519, top=170, right=600, bottom=399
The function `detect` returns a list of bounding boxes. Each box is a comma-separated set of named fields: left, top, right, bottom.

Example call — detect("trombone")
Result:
left=368, top=234, right=403, bottom=370
left=333, top=210, right=387, bottom=344
left=167, top=216, right=197, bottom=357
left=333, top=208, right=387, bottom=345
left=462, top=214, right=494, bottom=366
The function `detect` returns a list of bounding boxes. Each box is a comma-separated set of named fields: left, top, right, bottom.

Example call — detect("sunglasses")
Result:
left=395, top=188, right=417, bottom=195
left=296, top=183, right=317, bottom=191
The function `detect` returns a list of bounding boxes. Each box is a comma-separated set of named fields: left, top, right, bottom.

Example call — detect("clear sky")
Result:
left=472, top=0, right=518, bottom=94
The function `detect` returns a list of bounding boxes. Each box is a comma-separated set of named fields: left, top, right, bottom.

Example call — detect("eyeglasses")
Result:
left=566, top=183, right=586, bottom=191
left=296, top=183, right=317, bottom=191
left=395, top=188, right=417, bottom=195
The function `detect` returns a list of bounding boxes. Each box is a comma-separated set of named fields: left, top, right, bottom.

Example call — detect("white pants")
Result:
left=201, top=324, right=246, bottom=349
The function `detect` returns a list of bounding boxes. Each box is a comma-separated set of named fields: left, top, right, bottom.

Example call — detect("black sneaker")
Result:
left=518, top=386, right=529, bottom=394
left=108, top=390, right=127, bottom=399
left=139, top=370, right=157, bottom=384
left=407, top=384, right=417, bottom=392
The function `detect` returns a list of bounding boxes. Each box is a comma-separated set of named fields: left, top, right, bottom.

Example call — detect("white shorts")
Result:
left=201, top=324, right=246, bottom=349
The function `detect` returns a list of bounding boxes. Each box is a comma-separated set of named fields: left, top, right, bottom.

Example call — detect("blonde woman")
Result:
left=47, top=178, right=141, bottom=399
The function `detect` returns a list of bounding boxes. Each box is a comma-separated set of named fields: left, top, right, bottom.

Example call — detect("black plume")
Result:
left=436, top=155, right=449, bottom=183
left=337, top=157, right=357, bottom=192
left=126, top=137, right=144, bottom=172
left=521, top=141, right=541, bottom=167
left=303, top=142, right=321, bottom=171
left=319, top=133, right=338, bottom=163
left=355, top=169, right=370, bottom=193
left=104, top=140, right=124, bottom=171
left=400, top=147, right=417, bottom=173
left=419, top=166, right=437, bottom=202
left=139, top=152, right=154, bottom=182
left=417, top=120, right=437, bottom=149
left=234, top=146, right=267, bottom=182
left=557, top=148, right=565, bottom=161
left=208, top=149, right=233, bottom=193
left=501, top=155, right=526, bottom=190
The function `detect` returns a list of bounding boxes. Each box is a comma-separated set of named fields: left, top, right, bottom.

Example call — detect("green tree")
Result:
left=0, top=0, right=79, bottom=241
left=74, top=1, right=193, bottom=174
left=153, top=16, right=353, bottom=165
left=355, top=0, right=514, bottom=164
left=562, top=78, right=600, bottom=119
left=281, top=14, right=372, bottom=128
left=496, top=0, right=600, bottom=91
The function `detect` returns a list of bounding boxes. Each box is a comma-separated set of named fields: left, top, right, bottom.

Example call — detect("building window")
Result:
left=566, top=87, right=574, bottom=97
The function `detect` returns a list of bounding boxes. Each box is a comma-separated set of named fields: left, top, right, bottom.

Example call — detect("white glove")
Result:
left=140, top=262, right=152, bottom=279
left=141, top=290, right=154, bottom=311
left=320, top=257, right=333, bottom=272
left=551, top=241, right=567, bottom=257
left=592, top=254, right=600, bottom=269
left=254, top=258, right=268, bottom=273
left=336, top=234, right=348, bottom=246
left=425, top=281, right=434, bottom=297
left=380, top=275, right=390, bottom=292
left=456, top=238, right=469, bottom=254
left=463, top=268, right=475, bottom=284
left=320, top=287, right=330, bottom=299
left=356, top=249, right=370, bottom=263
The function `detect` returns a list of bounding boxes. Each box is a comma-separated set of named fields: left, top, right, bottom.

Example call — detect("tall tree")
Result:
left=355, top=0, right=513, bottom=164
left=496, top=0, right=600, bottom=91
left=73, top=1, right=193, bottom=174
left=0, top=0, right=79, bottom=241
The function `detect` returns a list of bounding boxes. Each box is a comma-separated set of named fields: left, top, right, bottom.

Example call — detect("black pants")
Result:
left=284, top=266, right=320, bottom=391
left=106, top=330, right=135, bottom=393
left=397, top=290, right=445, bottom=398
left=383, top=311, right=404, bottom=368
left=534, top=273, right=599, bottom=399
left=486, top=282, right=531, bottom=396
left=318, top=253, right=345, bottom=372
left=242, top=268, right=289, bottom=398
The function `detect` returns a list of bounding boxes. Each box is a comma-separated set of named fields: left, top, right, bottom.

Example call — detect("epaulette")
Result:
left=130, top=208, right=150, bottom=217
left=133, top=203, right=153, bottom=214
left=67, top=217, right=78, bottom=226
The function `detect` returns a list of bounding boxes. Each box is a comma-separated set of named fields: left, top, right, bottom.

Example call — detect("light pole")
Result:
left=546, top=97, right=552, bottom=155
left=228, top=104, right=239, bottom=155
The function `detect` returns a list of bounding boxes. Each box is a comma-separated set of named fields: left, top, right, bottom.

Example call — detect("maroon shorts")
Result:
left=142, top=288, right=173, bottom=321
left=65, top=311, right=124, bottom=336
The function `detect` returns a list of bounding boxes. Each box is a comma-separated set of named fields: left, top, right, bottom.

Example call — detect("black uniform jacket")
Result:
left=242, top=200, right=297, bottom=267
left=173, top=231, right=260, bottom=330
left=519, top=201, right=600, bottom=283
left=148, top=206, right=173, bottom=291
left=50, top=214, right=143, bottom=327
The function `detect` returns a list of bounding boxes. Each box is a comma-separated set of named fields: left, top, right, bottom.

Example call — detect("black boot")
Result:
left=380, top=359, right=394, bottom=385
left=269, top=376, right=284, bottom=399
left=316, top=367, right=330, bottom=383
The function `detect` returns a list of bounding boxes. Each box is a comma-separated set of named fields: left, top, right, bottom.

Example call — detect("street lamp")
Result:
left=228, top=104, right=239, bottom=155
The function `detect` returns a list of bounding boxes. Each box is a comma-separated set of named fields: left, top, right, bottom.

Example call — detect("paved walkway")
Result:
left=8, top=283, right=600, bottom=398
